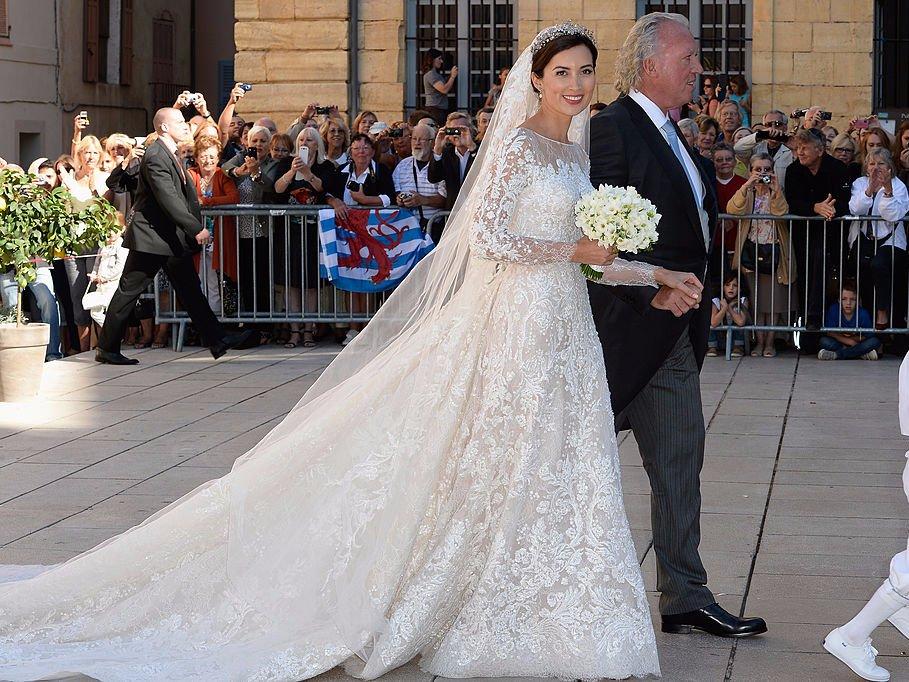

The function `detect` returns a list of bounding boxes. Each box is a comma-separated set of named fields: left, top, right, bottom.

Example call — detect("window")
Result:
left=151, top=10, right=178, bottom=109
left=405, top=0, right=516, bottom=115
left=640, top=0, right=752, bottom=86
left=218, top=59, right=235, bottom=110
left=874, top=0, right=909, bottom=114
left=83, top=0, right=127, bottom=84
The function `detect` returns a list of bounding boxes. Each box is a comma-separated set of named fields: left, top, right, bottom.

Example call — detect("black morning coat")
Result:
left=587, top=96, right=719, bottom=416
left=122, top=138, right=203, bottom=257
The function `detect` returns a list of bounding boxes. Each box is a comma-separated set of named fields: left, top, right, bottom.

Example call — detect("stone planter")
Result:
left=0, top=323, right=49, bottom=402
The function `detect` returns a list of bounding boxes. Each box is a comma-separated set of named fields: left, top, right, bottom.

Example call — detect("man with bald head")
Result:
left=392, top=122, right=447, bottom=240
left=96, top=108, right=251, bottom=365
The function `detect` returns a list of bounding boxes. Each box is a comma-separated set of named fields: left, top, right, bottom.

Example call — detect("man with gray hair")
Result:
left=392, top=123, right=447, bottom=241
left=587, top=12, right=767, bottom=638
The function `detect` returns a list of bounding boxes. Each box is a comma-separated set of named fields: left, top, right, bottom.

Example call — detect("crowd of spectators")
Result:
left=4, top=57, right=909, bottom=362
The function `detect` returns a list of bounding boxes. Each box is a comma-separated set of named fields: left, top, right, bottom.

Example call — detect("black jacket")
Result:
left=784, top=153, right=852, bottom=218
left=427, top=145, right=477, bottom=209
left=122, top=139, right=203, bottom=257
left=587, top=96, right=718, bottom=416
left=326, top=160, right=395, bottom=205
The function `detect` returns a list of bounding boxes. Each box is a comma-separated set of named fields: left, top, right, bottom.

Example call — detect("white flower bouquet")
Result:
left=574, top=184, right=661, bottom=281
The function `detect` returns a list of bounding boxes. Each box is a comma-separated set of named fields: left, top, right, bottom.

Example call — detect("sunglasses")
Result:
left=765, top=121, right=787, bottom=128
left=834, top=147, right=854, bottom=154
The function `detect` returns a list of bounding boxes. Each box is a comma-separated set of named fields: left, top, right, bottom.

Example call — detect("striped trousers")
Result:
left=619, top=331, right=716, bottom=615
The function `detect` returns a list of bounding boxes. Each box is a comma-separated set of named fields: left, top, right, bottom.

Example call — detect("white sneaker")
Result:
left=341, top=329, right=359, bottom=346
left=862, top=349, right=879, bottom=361
left=888, top=607, right=909, bottom=639
left=818, top=349, right=838, bottom=360
left=823, top=628, right=890, bottom=681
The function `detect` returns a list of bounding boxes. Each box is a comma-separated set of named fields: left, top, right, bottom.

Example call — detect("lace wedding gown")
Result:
left=0, top=127, right=660, bottom=681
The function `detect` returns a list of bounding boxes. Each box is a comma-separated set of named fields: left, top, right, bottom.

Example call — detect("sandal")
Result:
left=134, top=341, right=152, bottom=349
left=284, top=332, right=301, bottom=349
left=763, top=347, right=777, bottom=358
left=750, top=346, right=763, bottom=357
left=302, top=330, right=316, bottom=348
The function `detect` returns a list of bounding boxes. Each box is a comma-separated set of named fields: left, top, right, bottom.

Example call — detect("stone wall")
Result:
left=234, top=0, right=875, bottom=132
left=751, top=0, right=873, bottom=131
left=234, top=0, right=406, bottom=129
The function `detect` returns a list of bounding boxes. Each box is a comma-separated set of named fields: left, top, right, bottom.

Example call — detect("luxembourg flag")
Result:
left=318, top=208, right=435, bottom=292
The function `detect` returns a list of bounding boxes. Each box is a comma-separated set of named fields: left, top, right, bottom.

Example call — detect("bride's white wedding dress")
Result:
left=0, top=31, right=662, bottom=680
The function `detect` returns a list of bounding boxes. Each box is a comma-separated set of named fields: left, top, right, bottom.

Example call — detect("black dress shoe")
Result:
left=209, top=329, right=256, bottom=360
left=95, top=349, right=139, bottom=366
left=662, top=602, right=767, bottom=638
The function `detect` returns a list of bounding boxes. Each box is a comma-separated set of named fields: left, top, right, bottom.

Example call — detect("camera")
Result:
left=444, top=127, right=462, bottom=136
left=792, top=109, right=832, bottom=120
left=315, top=106, right=333, bottom=115
left=187, top=92, right=203, bottom=105
left=388, top=128, right=404, bottom=139
left=397, top=191, right=414, bottom=203
left=759, top=175, right=772, bottom=184
left=755, top=129, right=791, bottom=142
left=346, top=180, right=362, bottom=193
left=238, top=83, right=253, bottom=92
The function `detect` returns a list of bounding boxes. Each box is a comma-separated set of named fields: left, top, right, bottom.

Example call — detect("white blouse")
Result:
left=848, top=175, right=909, bottom=250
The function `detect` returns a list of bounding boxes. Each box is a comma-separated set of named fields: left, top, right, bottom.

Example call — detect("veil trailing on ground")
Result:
left=0, top=24, right=604, bottom=682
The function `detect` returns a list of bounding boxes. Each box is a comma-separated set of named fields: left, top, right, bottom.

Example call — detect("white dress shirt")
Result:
left=629, top=89, right=709, bottom=248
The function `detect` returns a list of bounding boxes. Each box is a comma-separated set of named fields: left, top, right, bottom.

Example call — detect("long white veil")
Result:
left=0, top=27, right=598, bottom=682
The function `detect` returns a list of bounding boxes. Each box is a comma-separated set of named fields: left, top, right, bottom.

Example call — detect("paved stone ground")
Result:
left=1, top=344, right=907, bottom=681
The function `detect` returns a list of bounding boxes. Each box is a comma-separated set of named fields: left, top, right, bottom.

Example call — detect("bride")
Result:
left=0, top=23, right=703, bottom=681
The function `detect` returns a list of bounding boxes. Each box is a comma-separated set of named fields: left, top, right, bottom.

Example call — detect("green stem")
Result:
left=580, top=264, right=602, bottom=281
left=16, top=286, right=22, bottom=327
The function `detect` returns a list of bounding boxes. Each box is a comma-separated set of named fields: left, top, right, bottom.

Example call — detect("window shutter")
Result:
left=83, top=0, right=100, bottom=82
left=217, top=59, right=234, bottom=109
left=120, top=0, right=133, bottom=85
left=0, top=0, right=9, bottom=38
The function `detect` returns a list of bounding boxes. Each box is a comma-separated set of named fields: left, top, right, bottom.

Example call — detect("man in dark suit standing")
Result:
left=96, top=108, right=250, bottom=365
left=588, top=13, right=766, bottom=637
left=428, top=112, right=478, bottom=211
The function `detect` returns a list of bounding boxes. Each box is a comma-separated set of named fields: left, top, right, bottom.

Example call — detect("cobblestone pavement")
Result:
left=0, top=344, right=906, bottom=681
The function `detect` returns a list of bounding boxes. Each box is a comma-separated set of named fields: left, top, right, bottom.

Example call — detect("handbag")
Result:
left=740, top=238, right=781, bottom=275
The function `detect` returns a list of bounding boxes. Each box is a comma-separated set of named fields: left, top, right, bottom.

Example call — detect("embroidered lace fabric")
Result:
left=0, top=125, right=659, bottom=682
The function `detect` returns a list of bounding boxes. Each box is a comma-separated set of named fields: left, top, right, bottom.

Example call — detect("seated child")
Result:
left=818, top=280, right=881, bottom=361
left=707, top=270, right=750, bottom=357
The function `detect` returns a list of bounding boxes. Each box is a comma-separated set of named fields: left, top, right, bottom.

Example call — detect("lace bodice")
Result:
left=468, top=127, right=658, bottom=286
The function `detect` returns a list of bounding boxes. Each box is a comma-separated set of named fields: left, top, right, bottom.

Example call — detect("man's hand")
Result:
left=195, top=228, right=211, bottom=245
left=651, top=286, right=698, bottom=317
left=813, top=193, right=836, bottom=220
left=194, top=94, right=210, bottom=118
left=803, top=106, right=824, bottom=130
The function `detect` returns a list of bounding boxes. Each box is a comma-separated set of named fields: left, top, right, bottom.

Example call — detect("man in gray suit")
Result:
left=96, top=108, right=250, bottom=365
left=588, top=13, right=766, bottom=638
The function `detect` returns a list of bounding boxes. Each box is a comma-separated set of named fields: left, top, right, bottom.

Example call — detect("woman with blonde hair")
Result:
left=830, top=132, right=861, bottom=182
left=728, top=152, right=797, bottom=357
left=60, top=134, right=113, bottom=351
left=859, top=126, right=893, bottom=165
left=319, top=116, right=350, bottom=167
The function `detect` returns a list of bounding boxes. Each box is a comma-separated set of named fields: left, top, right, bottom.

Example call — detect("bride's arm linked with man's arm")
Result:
left=467, top=130, right=702, bottom=306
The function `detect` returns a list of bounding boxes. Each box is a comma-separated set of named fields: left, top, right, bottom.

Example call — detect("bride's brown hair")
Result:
left=530, top=34, right=598, bottom=94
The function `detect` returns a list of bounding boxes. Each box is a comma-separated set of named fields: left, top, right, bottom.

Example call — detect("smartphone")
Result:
left=78, top=111, right=89, bottom=125
left=854, top=118, right=870, bottom=130
left=298, top=147, right=310, bottom=165
left=245, top=148, right=259, bottom=159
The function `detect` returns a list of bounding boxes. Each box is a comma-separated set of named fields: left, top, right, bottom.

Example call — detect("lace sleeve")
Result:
left=468, top=130, right=578, bottom=264
left=590, top=257, right=659, bottom=287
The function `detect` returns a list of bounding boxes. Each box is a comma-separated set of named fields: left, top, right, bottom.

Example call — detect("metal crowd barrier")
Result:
left=154, top=204, right=449, bottom=350
left=711, top=213, right=909, bottom=359
left=155, top=207, right=908, bottom=360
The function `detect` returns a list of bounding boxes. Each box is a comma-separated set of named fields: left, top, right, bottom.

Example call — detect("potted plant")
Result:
left=0, top=168, right=116, bottom=401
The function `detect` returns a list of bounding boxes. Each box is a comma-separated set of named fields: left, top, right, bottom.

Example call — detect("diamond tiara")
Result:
left=530, top=21, right=597, bottom=55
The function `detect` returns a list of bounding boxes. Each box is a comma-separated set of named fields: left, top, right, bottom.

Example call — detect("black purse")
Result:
left=740, top=239, right=781, bottom=275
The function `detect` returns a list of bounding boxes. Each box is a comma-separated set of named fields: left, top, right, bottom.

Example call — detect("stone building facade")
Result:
left=235, top=0, right=891, bottom=134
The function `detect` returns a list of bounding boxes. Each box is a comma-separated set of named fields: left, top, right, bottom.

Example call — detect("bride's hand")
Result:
left=655, top=268, right=703, bottom=304
left=572, top=237, right=617, bottom=267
